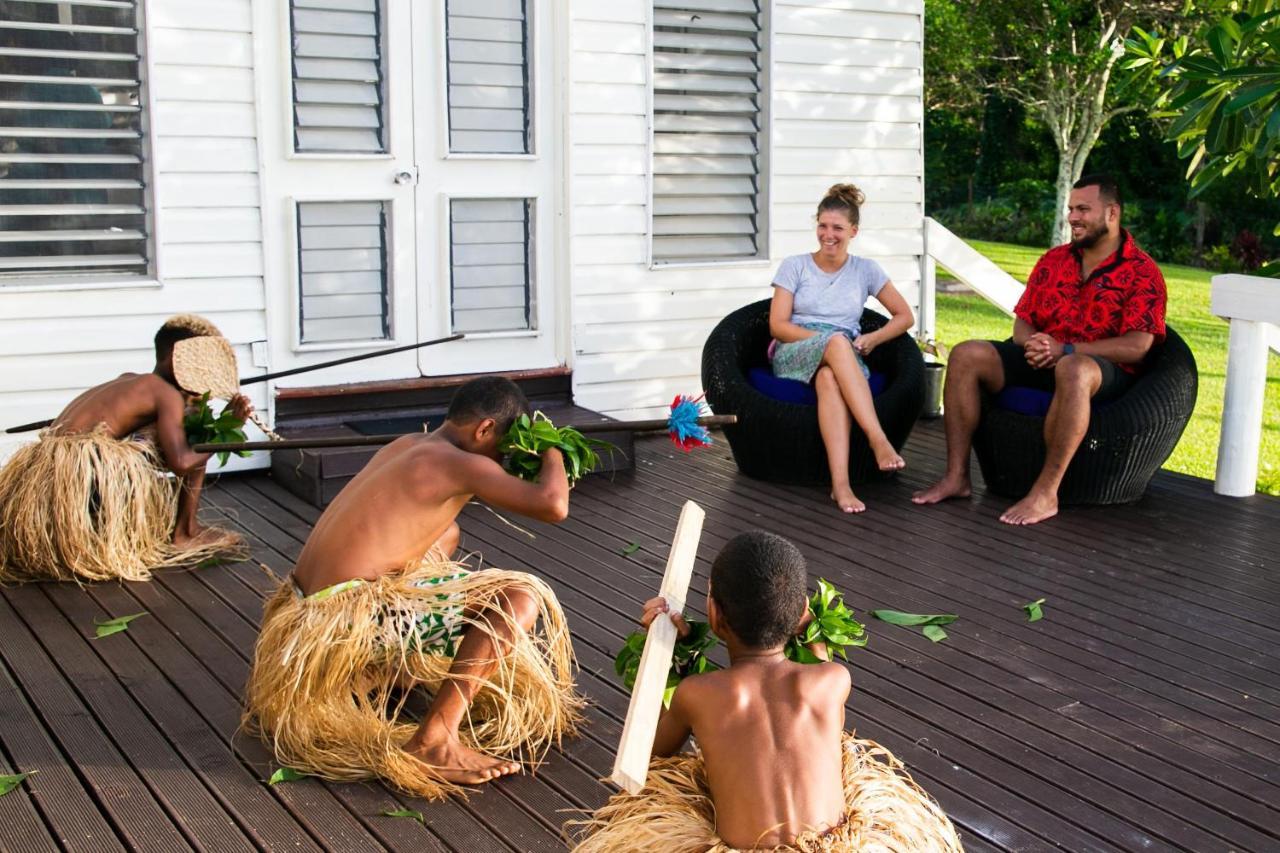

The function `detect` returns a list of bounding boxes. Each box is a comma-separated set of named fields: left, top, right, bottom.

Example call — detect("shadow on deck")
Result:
left=1, top=420, right=1277, bottom=852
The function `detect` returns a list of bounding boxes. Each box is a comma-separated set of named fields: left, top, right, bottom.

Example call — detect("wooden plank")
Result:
left=0, top=591, right=190, bottom=851
left=612, top=500, right=703, bottom=793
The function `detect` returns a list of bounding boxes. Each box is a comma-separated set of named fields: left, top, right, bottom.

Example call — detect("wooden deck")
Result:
left=2, top=419, right=1278, bottom=852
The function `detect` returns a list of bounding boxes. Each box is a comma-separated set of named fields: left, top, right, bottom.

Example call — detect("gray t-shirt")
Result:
left=772, top=253, right=888, bottom=336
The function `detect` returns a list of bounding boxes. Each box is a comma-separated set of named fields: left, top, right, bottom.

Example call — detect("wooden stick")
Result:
left=611, top=500, right=705, bottom=794
left=191, top=415, right=737, bottom=453
left=4, top=334, right=465, bottom=433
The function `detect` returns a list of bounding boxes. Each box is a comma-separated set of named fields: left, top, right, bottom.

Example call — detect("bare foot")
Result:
left=872, top=440, right=906, bottom=472
left=404, top=735, right=521, bottom=785
left=173, top=524, right=242, bottom=553
left=999, top=491, right=1058, bottom=526
left=830, top=484, right=866, bottom=514
left=911, top=474, right=972, bottom=505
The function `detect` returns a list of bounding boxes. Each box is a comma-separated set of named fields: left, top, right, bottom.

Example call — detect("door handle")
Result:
left=394, top=170, right=414, bottom=185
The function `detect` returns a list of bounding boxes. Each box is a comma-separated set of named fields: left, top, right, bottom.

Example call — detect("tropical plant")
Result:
left=183, top=392, right=250, bottom=467
left=1127, top=1, right=1280, bottom=253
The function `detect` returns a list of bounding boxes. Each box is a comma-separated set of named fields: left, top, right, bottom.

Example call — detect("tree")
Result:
left=932, top=1, right=1183, bottom=246
left=1127, top=1, right=1280, bottom=242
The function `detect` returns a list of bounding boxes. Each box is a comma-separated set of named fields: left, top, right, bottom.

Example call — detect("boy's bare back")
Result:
left=668, top=659, right=850, bottom=849
left=54, top=373, right=184, bottom=439
left=292, top=429, right=567, bottom=594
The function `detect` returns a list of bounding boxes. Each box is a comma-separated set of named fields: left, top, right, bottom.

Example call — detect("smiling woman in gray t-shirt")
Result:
left=767, top=183, right=916, bottom=514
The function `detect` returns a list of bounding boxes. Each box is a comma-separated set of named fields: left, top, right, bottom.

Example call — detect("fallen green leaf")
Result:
left=785, top=578, right=866, bottom=663
left=0, top=771, right=36, bottom=797
left=619, top=542, right=641, bottom=556
left=1023, top=598, right=1046, bottom=623
left=380, top=808, right=425, bottom=823
left=93, top=612, right=147, bottom=639
left=267, top=767, right=309, bottom=785
left=922, top=625, right=949, bottom=643
left=870, top=610, right=958, bottom=627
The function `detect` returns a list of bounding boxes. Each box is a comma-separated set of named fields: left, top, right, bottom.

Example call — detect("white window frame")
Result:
left=436, top=0, right=540, bottom=161
left=646, top=0, right=773, bottom=271
left=0, top=0, right=162, bottom=293
left=436, top=190, right=541, bottom=341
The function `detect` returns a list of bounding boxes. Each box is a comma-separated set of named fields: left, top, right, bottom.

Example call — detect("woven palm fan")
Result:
left=172, top=335, right=277, bottom=439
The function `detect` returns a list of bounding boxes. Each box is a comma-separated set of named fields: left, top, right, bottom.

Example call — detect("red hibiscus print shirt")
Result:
left=1014, top=229, right=1167, bottom=372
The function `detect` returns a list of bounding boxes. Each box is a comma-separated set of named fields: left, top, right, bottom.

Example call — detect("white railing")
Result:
left=918, top=218, right=1021, bottom=342
left=1211, top=274, right=1280, bottom=497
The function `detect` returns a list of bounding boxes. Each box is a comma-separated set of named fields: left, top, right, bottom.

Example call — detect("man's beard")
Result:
left=1070, top=219, right=1108, bottom=249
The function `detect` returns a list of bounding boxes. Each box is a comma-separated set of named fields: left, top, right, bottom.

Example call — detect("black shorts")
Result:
left=990, top=339, right=1136, bottom=403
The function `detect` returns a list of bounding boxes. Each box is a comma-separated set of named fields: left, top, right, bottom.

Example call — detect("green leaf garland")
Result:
left=785, top=578, right=867, bottom=663
left=499, top=411, right=614, bottom=486
left=615, top=619, right=720, bottom=707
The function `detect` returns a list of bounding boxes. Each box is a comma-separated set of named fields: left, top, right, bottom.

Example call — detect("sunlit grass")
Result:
left=936, top=240, right=1280, bottom=495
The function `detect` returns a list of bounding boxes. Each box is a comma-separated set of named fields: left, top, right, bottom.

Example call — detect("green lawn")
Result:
left=934, top=240, right=1280, bottom=496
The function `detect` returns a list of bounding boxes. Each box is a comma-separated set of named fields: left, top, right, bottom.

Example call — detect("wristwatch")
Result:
left=1062, top=343, right=1076, bottom=356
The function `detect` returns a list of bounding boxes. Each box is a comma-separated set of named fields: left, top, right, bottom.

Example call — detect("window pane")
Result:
left=446, top=0, right=531, bottom=154
left=290, top=0, right=387, bottom=153
left=0, top=0, right=149, bottom=280
left=297, top=200, right=391, bottom=343
left=450, top=197, right=534, bottom=332
left=651, top=1, right=765, bottom=263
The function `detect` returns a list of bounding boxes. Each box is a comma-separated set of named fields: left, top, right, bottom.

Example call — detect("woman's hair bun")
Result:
left=816, top=183, right=865, bottom=224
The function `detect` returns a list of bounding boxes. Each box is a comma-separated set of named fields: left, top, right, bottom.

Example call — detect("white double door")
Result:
left=264, top=0, right=562, bottom=382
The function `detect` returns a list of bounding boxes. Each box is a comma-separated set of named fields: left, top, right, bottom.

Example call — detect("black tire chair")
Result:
left=702, top=298, right=925, bottom=485
left=972, top=325, right=1198, bottom=504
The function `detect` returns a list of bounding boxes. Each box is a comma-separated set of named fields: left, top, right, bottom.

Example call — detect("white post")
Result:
left=1215, top=318, right=1269, bottom=496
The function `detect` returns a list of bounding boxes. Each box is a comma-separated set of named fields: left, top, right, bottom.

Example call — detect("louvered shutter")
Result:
left=0, top=0, right=149, bottom=281
left=445, top=0, right=531, bottom=154
left=652, top=0, right=764, bottom=263
left=450, top=198, right=533, bottom=333
left=290, top=0, right=386, bottom=154
left=297, top=200, right=390, bottom=343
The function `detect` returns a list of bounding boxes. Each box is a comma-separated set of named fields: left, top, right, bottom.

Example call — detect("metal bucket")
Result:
left=922, top=361, right=945, bottom=419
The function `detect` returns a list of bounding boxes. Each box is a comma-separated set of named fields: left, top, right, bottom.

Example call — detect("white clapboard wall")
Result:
left=569, top=0, right=925, bottom=420
left=0, top=0, right=270, bottom=467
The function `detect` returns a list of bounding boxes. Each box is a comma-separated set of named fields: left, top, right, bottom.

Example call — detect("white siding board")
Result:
left=774, top=93, right=922, bottom=123
left=773, top=35, right=920, bottom=68
left=154, top=138, right=259, bottom=173
left=156, top=174, right=260, bottom=208
left=162, top=243, right=265, bottom=279
left=774, top=6, right=920, bottom=41
left=573, top=2, right=647, bottom=25
left=573, top=52, right=647, bottom=85
left=573, top=146, right=647, bottom=175
left=571, top=114, right=648, bottom=144
left=781, top=0, right=921, bottom=14
left=152, top=66, right=256, bottom=102
left=153, top=102, right=257, bottom=137
left=150, top=28, right=255, bottom=68
left=572, top=83, right=647, bottom=115
left=571, top=22, right=645, bottom=54
left=773, top=120, right=919, bottom=149
left=773, top=148, right=921, bottom=176
left=0, top=312, right=267, bottom=358
left=571, top=175, right=647, bottom=206
left=148, top=0, right=254, bottom=32
left=773, top=175, right=920, bottom=203
left=572, top=205, right=648, bottom=236
left=161, top=209, right=263, bottom=243
left=772, top=66, right=921, bottom=96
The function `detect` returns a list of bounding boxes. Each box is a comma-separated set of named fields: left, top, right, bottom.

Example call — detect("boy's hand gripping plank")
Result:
left=610, top=500, right=705, bottom=794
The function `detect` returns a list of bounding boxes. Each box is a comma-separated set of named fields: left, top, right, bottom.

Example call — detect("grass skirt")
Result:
left=569, top=734, right=963, bottom=852
left=0, top=428, right=229, bottom=583
left=243, top=557, right=583, bottom=799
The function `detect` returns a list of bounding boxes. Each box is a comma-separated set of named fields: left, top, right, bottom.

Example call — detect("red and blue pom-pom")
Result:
left=668, top=394, right=713, bottom=452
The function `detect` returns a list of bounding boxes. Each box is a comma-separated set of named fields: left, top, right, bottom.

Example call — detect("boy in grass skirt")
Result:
left=0, top=315, right=249, bottom=583
left=572, top=532, right=962, bottom=852
left=244, top=376, right=582, bottom=798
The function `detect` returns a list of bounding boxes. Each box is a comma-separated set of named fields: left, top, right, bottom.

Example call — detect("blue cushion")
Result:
left=995, top=386, right=1115, bottom=417
left=747, top=368, right=887, bottom=405
left=994, top=386, right=1053, bottom=417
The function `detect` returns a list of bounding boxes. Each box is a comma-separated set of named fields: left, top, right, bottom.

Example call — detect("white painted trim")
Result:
left=643, top=0, right=655, bottom=268
left=923, top=217, right=1021, bottom=313
left=553, top=0, right=572, bottom=370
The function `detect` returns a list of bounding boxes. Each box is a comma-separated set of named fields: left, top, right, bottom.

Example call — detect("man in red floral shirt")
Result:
left=913, top=175, right=1167, bottom=525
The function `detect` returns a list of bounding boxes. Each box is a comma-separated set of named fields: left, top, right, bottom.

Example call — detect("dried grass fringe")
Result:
left=0, top=427, right=233, bottom=583
left=243, top=557, right=583, bottom=799
left=568, top=733, right=964, bottom=852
